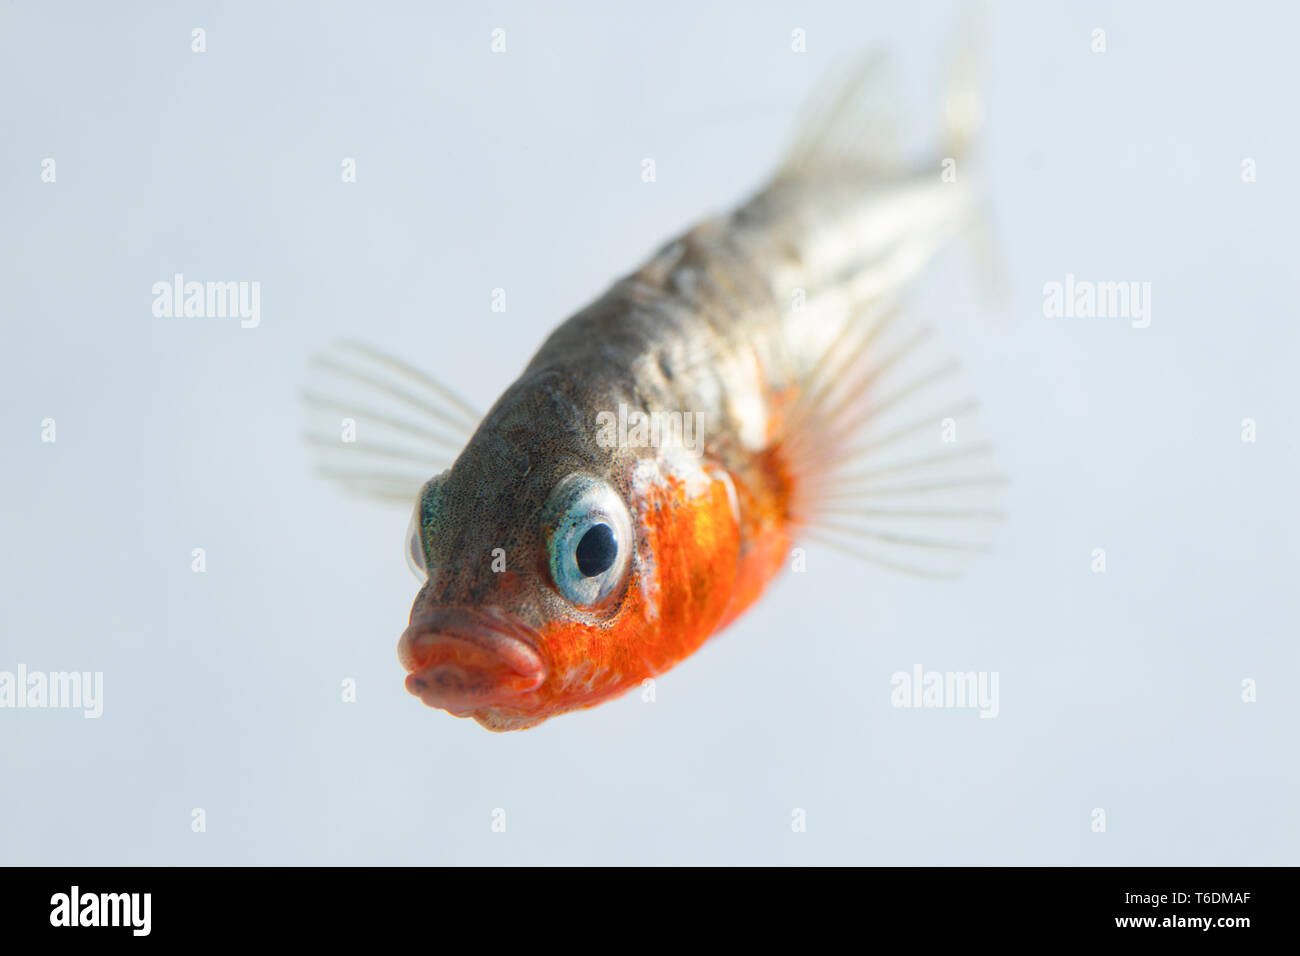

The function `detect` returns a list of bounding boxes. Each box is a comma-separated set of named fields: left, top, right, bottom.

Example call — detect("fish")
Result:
left=304, top=41, right=1005, bottom=732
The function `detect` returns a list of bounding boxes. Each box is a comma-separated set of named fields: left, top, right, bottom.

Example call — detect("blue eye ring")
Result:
left=543, top=475, right=633, bottom=608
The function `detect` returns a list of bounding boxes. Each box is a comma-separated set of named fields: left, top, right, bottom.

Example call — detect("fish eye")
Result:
left=405, top=473, right=447, bottom=582
left=544, top=476, right=633, bottom=608
left=405, top=503, right=426, bottom=581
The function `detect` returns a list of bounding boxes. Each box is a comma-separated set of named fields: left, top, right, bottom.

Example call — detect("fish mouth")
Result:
left=398, top=607, right=547, bottom=717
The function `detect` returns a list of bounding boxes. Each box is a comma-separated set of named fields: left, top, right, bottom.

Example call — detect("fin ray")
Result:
left=302, top=341, right=480, bottom=508
left=781, top=303, right=1006, bottom=577
left=778, top=53, right=904, bottom=181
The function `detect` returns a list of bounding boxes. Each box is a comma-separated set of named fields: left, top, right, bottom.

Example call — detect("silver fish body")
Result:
left=305, top=45, right=1004, bottom=730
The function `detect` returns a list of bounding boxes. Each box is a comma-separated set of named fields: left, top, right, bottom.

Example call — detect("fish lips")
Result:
left=398, top=607, right=547, bottom=717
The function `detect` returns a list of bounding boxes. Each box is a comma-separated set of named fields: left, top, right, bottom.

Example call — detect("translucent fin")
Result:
left=301, top=341, right=480, bottom=508
left=783, top=302, right=1006, bottom=578
left=940, top=3, right=986, bottom=162
left=776, top=52, right=904, bottom=181
left=939, top=4, right=1010, bottom=314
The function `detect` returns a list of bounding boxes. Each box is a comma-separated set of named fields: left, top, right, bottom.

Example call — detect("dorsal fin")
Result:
left=776, top=52, right=904, bottom=182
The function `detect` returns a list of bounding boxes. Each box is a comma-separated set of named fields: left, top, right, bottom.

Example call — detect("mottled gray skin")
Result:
left=410, top=208, right=793, bottom=629
left=403, top=154, right=970, bottom=736
left=411, top=164, right=964, bottom=622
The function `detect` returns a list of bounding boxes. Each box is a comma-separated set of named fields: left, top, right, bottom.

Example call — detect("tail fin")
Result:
left=941, top=5, right=986, bottom=163
left=941, top=4, right=1008, bottom=311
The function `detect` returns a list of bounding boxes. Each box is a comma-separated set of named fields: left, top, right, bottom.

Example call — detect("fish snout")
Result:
left=398, top=608, right=546, bottom=716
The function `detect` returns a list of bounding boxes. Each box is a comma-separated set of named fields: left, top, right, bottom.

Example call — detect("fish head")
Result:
left=398, top=374, right=743, bottom=731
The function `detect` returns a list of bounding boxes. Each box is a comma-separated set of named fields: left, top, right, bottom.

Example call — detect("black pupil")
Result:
left=575, top=523, right=617, bottom=577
